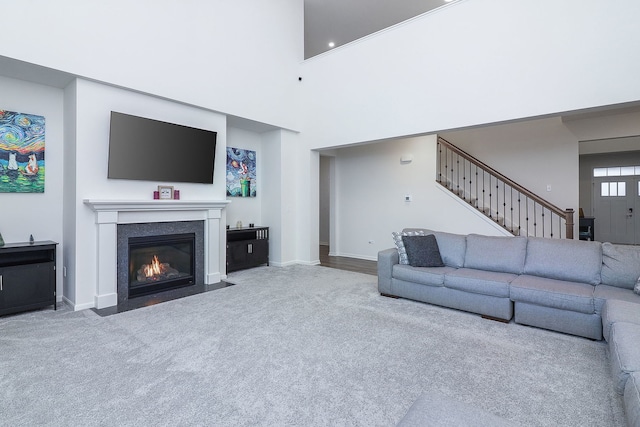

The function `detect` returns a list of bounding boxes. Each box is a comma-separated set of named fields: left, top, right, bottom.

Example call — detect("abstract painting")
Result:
left=226, top=147, right=256, bottom=197
left=0, top=110, right=45, bottom=193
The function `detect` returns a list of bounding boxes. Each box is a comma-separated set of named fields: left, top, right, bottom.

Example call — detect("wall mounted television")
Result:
left=107, top=111, right=217, bottom=184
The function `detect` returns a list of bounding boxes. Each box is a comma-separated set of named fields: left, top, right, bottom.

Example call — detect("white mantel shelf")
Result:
left=84, top=199, right=230, bottom=212
left=83, top=198, right=229, bottom=310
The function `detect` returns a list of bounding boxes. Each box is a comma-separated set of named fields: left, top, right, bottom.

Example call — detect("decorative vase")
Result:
left=0, top=232, right=4, bottom=246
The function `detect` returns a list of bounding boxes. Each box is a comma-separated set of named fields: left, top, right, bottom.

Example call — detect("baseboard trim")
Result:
left=329, top=252, right=377, bottom=262
left=64, top=296, right=94, bottom=312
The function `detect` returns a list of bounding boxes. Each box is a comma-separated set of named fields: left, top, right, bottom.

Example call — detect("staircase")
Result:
left=437, top=137, right=574, bottom=239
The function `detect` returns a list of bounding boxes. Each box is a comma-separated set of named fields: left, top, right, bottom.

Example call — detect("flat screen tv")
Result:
left=108, top=111, right=217, bottom=184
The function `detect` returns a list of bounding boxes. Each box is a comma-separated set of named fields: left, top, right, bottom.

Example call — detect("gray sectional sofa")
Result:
left=378, top=228, right=640, bottom=426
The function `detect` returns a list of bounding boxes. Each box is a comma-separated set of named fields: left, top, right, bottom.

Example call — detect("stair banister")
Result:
left=437, top=137, right=575, bottom=239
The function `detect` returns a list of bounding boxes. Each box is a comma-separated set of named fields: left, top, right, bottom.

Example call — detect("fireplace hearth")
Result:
left=128, top=233, right=195, bottom=298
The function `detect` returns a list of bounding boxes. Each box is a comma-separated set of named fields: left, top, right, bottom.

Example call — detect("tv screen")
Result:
left=108, top=111, right=217, bottom=184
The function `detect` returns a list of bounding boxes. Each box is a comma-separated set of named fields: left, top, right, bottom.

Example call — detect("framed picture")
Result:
left=0, top=109, right=46, bottom=193
left=226, top=147, right=256, bottom=197
left=158, top=185, right=174, bottom=200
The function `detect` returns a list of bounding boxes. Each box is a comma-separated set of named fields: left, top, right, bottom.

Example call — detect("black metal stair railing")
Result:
left=437, top=137, right=574, bottom=239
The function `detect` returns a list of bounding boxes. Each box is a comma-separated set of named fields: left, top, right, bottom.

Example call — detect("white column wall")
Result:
left=0, top=75, right=65, bottom=301
left=261, top=129, right=301, bottom=267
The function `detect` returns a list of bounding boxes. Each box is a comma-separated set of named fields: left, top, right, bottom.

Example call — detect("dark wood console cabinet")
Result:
left=0, top=241, right=57, bottom=316
left=226, top=227, right=269, bottom=273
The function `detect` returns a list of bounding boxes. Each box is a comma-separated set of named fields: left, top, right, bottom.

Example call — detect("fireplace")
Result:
left=128, top=233, right=195, bottom=298
left=116, top=220, right=206, bottom=305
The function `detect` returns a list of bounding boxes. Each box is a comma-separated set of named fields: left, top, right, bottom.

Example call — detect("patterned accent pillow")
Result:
left=392, top=230, right=426, bottom=265
left=635, top=277, right=640, bottom=295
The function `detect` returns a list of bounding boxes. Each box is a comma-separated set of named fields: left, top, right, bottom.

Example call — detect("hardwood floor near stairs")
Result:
left=319, top=245, right=377, bottom=276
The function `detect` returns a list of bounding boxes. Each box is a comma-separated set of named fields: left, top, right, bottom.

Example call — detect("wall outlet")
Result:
left=404, top=194, right=412, bottom=202
left=546, top=184, right=551, bottom=192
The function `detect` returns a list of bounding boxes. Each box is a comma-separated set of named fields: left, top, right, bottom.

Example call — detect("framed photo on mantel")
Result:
left=158, top=185, right=174, bottom=200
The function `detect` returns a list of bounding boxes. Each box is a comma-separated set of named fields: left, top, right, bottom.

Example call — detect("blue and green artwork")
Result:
left=226, top=147, right=256, bottom=197
left=0, top=110, right=45, bottom=193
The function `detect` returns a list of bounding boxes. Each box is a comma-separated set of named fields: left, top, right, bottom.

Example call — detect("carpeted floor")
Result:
left=0, top=265, right=626, bottom=426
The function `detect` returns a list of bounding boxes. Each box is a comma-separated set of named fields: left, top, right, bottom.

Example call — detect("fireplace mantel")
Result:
left=84, top=199, right=229, bottom=309
left=84, top=199, right=229, bottom=212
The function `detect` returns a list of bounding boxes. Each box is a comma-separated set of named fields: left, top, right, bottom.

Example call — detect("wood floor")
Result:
left=318, top=245, right=377, bottom=276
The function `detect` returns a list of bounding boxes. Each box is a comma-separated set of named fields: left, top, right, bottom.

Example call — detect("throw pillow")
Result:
left=401, top=234, right=445, bottom=268
left=392, top=230, right=426, bottom=265
left=635, top=277, right=640, bottom=296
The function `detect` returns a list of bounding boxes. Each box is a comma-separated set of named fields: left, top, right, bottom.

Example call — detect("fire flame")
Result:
left=143, top=255, right=164, bottom=278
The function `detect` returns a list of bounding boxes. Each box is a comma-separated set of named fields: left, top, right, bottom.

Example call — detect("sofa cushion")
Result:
left=392, top=230, right=426, bottom=265
left=444, top=268, right=515, bottom=298
left=510, top=274, right=595, bottom=314
left=524, top=237, right=602, bottom=285
left=610, top=322, right=640, bottom=394
left=625, top=372, right=640, bottom=427
left=601, top=242, right=640, bottom=290
left=593, top=284, right=640, bottom=315
left=402, top=234, right=445, bottom=267
left=464, top=234, right=527, bottom=274
left=403, top=228, right=466, bottom=268
left=602, top=299, right=640, bottom=342
left=392, top=264, right=456, bottom=287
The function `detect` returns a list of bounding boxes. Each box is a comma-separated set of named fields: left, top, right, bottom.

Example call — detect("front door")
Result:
left=593, top=176, right=640, bottom=244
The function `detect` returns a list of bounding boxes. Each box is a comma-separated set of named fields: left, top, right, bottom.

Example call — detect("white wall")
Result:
left=261, top=129, right=302, bottom=266
left=69, top=78, right=227, bottom=309
left=330, top=135, right=508, bottom=260
left=295, top=0, right=640, bottom=263
left=300, top=0, right=640, bottom=149
left=0, top=75, right=65, bottom=301
left=0, top=0, right=303, bottom=131
left=226, top=127, right=262, bottom=227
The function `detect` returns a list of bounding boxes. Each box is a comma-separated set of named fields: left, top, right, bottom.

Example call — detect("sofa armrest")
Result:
left=378, top=248, right=399, bottom=294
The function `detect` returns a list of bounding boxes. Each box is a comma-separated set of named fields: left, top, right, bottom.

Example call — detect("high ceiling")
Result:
left=304, top=0, right=456, bottom=59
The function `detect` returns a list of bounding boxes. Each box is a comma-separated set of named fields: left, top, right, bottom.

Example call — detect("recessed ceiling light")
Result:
left=328, top=42, right=335, bottom=48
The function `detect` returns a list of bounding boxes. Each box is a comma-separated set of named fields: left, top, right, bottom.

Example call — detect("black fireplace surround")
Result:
left=117, top=221, right=205, bottom=305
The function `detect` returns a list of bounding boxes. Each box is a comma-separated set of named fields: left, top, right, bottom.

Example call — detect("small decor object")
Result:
left=226, top=147, right=256, bottom=197
left=29, top=234, right=34, bottom=244
left=0, top=232, right=4, bottom=246
left=635, top=277, right=640, bottom=296
left=236, top=220, right=243, bottom=228
left=153, top=191, right=159, bottom=199
left=158, top=185, right=174, bottom=200
left=0, top=109, right=46, bottom=193
left=173, top=189, right=180, bottom=200
left=249, top=223, right=254, bottom=228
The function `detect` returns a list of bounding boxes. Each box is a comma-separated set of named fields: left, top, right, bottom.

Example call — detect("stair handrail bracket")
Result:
left=437, top=137, right=575, bottom=239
